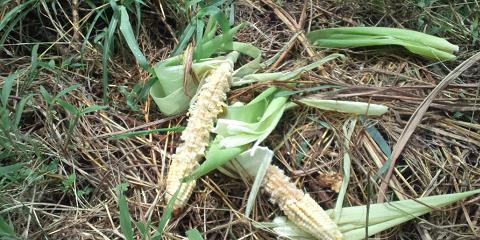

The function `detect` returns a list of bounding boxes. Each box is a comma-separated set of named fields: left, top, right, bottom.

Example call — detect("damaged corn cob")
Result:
left=263, top=164, right=343, bottom=240
left=165, top=60, right=234, bottom=210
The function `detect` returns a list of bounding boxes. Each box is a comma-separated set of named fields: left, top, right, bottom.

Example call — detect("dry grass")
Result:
left=1, top=0, right=479, bottom=239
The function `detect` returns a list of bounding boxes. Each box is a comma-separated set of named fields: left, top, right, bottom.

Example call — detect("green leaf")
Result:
left=233, top=53, right=344, bottom=86
left=334, top=118, right=357, bottom=222
left=39, top=86, right=53, bottom=104
left=0, top=163, right=23, bottom=181
left=62, top=173, right=76, bottom=189
left=0, top=216, right=15, bottom=238
left=152, top=184, right=182, bottom=240
left=255, top=189, right=480, bottom=240
left=56, top=99, right=79, bottom=115
left=1, top=71, right=19, bottom=109
left=186, top=228, right=204, bottom=240
left=0, top=0, right=36, bottom=31
left=13, top=94, right=34, bottom=131
left=213, top=96, right=288, bottom=148
left=117, top=184, right=134, bottom=240
left=307, top=27, right=459, bottom=61
left=189, top=88, right=281, bottom=181
left=187, top=142, right=247, bottom=181
left=299, top=98, right=389, bottom=116
left=171, top=19, right=196, bottom=57
left=81, top=9, right=106, bottom=55
left=119, top=6, right=149, bottom=70
left=240, top=147, right=274, bottom=217
left=102, top=11, right=119, bottom=101
left=81, top=105, right=108, bottom=115
left=330, top=189, right=480, bottom=240
left=134, top=221, right=148, bottom=240
left=54, top=84, right=80, bottom=101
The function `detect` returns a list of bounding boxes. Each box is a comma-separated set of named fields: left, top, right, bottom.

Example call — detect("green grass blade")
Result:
left=19, top=43, right=39, bottom=94
left=81, top=105, right=108, bottom=115
left=81, top=9, right=106, bottom=55
left=134, top=221, right=148, bottom=240
left=0, top=11, right=29, bottom=49
left=134, top=0, right=141, bottom=38
left=117, top=184, right=134, bottom=240
left=0, top=163, right=23, bottom=181
left=13, top=94, right=34, bottom=131
left=0, top=216, right=16, bottom=238
left=39, top=86, right=53, bottom=104
left=1, top=71, right=19, bottom=108
left=0, top=0, right=36, bottom=31
left=119, top=6, right=149, bottom=70
left=201, top=0, right=227, bottom=8
left=194, top=24, right=243, bottom=59
left=102, top=11, right=119, bottom=102
left=186, top=228, right=204, bottom=240
left=53, top=83, right=80, bottom=101
left=171, top=19, right=196, bottom=56
left=152, top=184, right=182, bottom=240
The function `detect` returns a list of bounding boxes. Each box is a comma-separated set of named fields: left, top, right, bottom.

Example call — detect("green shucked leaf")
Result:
left=307, top=27, right=459, bottom=61
left=299, top=98, right=389, bottom=116
left=255, top=189, right=480, bottom=240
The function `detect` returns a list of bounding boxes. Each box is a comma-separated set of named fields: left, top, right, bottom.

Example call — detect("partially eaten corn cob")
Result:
left=165, top=60, right=234, bottom=210
left=263, top=164, right=343, bottom=240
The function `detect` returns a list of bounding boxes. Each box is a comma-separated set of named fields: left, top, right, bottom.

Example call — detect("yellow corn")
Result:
left=165, top=61, right=233, bottom=211
left=263, top=164, right=343, bottom=240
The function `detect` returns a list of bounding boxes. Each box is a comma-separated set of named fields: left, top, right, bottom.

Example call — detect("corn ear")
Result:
left=263, top=164, right=343, bottom=240
left=165, top=61, right=233, bottom=210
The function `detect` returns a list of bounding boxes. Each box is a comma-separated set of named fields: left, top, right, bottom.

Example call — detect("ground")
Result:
left=0, top=0, right=479, bottom=239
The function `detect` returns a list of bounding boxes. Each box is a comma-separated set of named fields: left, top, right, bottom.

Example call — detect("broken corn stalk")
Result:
left=164, top=52, right=238, bottom=210
left=263, top=164, right=343, bottom=240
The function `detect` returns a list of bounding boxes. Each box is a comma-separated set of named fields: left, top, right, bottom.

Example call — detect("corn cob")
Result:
left=165, top=61, right=233, bottom=211
left=262, top=164, right=343, bottom=240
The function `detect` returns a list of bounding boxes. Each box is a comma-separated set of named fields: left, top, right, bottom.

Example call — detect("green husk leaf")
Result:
left=334, top=118, right=356, bottom=222
left=238, top=147, right=274, bottom=217
left=187, top=88, right=280, bottom=180
left=214, top=96, right=288, bottom=148
left=186, top=141, right=248, bottom=182
left=255, top=189, right=480, bottom=240
left=233, top=53, right=344, bottom=86
left=253, top=216, right=318, bottom=240
left=299, top=98, right=389, bottom=116
left=335, top=189, right=480, bottom=239
left=307, top=27, right=458, bottom=61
